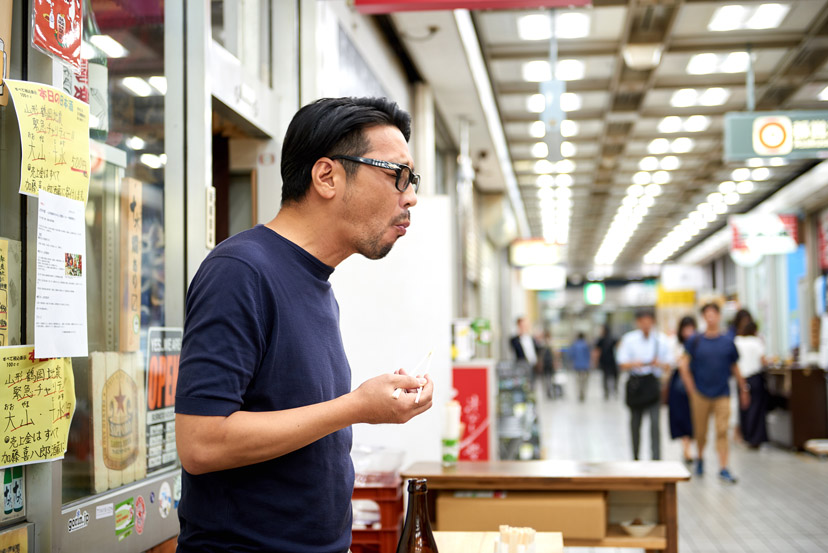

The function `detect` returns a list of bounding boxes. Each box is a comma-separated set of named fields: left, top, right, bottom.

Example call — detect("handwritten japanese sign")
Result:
left=0, top=346, right=75, bottom=469
left=0, top=240, right=7, bottom=347
left=452, top=365, right=490, bottom=461
left=0, top=524, right=27, bottom=553
left=120, top=178, right=142, bottom=352
left=4, top=80, right=89, bottom=204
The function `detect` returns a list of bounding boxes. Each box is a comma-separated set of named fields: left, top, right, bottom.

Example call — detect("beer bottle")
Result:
left=396, top=478, right=439, bottom=553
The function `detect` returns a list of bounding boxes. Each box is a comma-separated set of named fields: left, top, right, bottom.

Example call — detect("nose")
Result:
left=402, top=184, right=418, bottom=209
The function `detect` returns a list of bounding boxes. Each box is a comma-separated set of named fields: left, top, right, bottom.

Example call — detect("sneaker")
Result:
left=719, top=468, right=738, bottom=484
left=683, top=457, right=694, bottom=467
left=695, top=459, right=704, bottom=476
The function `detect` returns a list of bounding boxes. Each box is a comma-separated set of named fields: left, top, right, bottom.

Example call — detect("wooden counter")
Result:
left=403, top=461, right=690, bottom=553
left=434, top=531, right=563, bottom=553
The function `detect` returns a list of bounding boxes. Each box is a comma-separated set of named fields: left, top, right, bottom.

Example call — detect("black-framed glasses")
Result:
left=330, top=155, right=420, bottom=194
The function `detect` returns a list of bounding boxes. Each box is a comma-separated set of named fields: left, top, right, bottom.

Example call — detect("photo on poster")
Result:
left=64, top=253, right=82, bottom=277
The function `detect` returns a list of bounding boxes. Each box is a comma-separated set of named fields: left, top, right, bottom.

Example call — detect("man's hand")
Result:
left=739, top=386, right=750, bottom=409
left=350, top=371, right=434, bottom=424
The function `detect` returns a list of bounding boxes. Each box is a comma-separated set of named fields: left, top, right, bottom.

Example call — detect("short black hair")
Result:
left=739, top=321, right=758, bottom=337
left=635, top=308, right=655, bottom=320
left=280, top=97, right=412, bottom=205
left=677, top=316, right=697, bottom=345
left=700, top=302, right=720, bottom=315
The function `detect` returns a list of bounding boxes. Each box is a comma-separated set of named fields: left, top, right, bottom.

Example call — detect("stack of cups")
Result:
left=442, top=400, right=461, bottom=467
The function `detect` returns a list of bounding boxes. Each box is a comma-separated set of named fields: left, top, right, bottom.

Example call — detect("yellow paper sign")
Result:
left=4, top=79, right=90, bottom=204
left=0, top=239, right=7, bottom=347
left=0, top=346, right=75, bottom=468
left=0, top=525, right=27, bottom=553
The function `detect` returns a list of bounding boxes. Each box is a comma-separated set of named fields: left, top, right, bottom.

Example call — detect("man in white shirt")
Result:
left=617, top=309, right=675, bottom=460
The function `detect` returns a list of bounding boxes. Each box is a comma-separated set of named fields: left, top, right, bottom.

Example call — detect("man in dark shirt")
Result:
left=594, top=324, right=619, bottom=400
left=175, top=97, right=434, bottom=552
left=679, top=303, right=749, bottom=484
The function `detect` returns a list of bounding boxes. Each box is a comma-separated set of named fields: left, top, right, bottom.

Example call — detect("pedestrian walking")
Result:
left=617, top=309, right=674, bottom=461
left=679, top=303, right=750, bottom=484
left=594, top=324, right=619, bottom=400
left=668, top=316, right=697, bottom=465
left=735, top=320, right=768, bottom=448
left=570, top=332, right=592, bottom=402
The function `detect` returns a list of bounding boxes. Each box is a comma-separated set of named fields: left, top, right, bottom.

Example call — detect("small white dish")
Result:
left=620, top=520, right=656, bottom=537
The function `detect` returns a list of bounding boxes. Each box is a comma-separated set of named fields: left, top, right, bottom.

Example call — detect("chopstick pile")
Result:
left=498, top=525, right=536, bottom=553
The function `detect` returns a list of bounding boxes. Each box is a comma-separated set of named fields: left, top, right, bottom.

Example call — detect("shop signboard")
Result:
left=520, top=265, right=566, bottom=291
left=355, top=0, right=590, bottom=14
left=510, top=239, right=562, bottom=266
left=729, top=214, right=798, bottom=266
left=817, top=208, right=828, bottom=271
left=725, top=111, right=828, bottom=161
left=145, top=328, right=181, bottom=474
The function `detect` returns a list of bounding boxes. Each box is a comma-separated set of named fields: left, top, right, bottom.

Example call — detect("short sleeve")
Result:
left=176, top=256, right=267, bottom=416
left=616, top=335, right=632, bottom=364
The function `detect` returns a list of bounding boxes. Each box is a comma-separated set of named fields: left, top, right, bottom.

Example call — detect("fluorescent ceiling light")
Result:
left=536, top=174, right=554, bottom=187
left=556, top=12, right=591, bottom=39
left=149, top=76, right=167, bottom=95
left=747, top=3, right=790, bottom=29
left=633, top=171, right=651, bottom=185
left=671, top=137, right=694, bottom=153
left=518, top=14, right=551, bottom=41
left=140, top=153, right=164, bottom=169
left=627, top=184, right=644, bottom=196
left=622, top=44, right=663, bottom=70
left=648, top=138, right=670, bottom=155
left=532, top=142, right=549, bottom=158
left=725, top=191, right=741, bottom=205
left=639, top=156, right=659, bottom=171
left=747, top=157, right=764, bottom=167
left=731, top=167, right=751, bottom=181
left=700, top=87, right=730, bottom=106
left=622, top=196, right=638, bottom=207
left=534, top=159, right=555, bottom=174
left=698, top=202, right=713, bottom=213
left=714, top=203, right=729, bottom=214
left=560, top=120, right=579, bottom=137
left=90, top=34, right=130, bottom=58
left=538, top=187, right=555, bottom=199
left=556, top=159, right=576, bottom=173
left=736, top=180, right=755, bottom=194
left=639, top=195, right=655, bottom=208
left=719, top=180, right=736, bottom=194
left=556, top=59, right=585, bottom=81
left=561, top=141, right=577, bottom=158
left=560, top=93, right=581, bottom=112
left=529, top=121, right=546, bottom=138
left=646, top=183, right=663, bottom=196
left=709, top=4, right=790, bottom=31
left=819, top=85, right=828, bottom=101
left=653, top=171, right=671, bottom=184
left=125, top=136, right=145, bottom=150
left=523, top=60, right=551, bottom=82
left=527, top=94, right=546, bottom=113
left=769, top=157, right=786, bottom=166
left=684, top=115, right=710, bottom=132
left=556, top=186, right=573, bottom=199
left=708, top=192, right=724, bottom=204
left=121, top=77, right=153, bottom=97
left=687, top=53, right=718, bottom=75
left=658, top=116, right=682, bottom=133
left=671, top=89, right=698, bottom=108
left=752, top=167, right=771, bottom=180
left=709, top=5, right=747, bottom=31
left=556, top=174, right=573, bottom=187
left=721, top=52, right=750, bottom=73
left=660, top=155, right=680, bottom=170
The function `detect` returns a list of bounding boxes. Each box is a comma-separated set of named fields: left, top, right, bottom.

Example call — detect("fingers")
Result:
left=389, top=373, right=426, bottom=391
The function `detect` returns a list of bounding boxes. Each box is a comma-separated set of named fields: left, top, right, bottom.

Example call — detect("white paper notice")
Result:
left=35, top=190, right=89, bottom=358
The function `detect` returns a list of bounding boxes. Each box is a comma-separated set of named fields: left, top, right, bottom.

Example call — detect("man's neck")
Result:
left=266, top=207, right=352, bottom=267
left=704, top=327, right=720, bottom=338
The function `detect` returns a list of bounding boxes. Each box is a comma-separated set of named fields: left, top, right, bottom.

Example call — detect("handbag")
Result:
left=625, top=336, right=661, bottom=409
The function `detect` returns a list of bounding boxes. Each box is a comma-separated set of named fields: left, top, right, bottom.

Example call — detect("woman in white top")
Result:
left=734, top=321, right=768, bottom=448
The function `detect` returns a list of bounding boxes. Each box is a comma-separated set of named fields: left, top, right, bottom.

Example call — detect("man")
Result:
left=679, top=303, right=749, bottom=484
left=594, top=324, right=619, bottom=400
left=617, top=309, right=674, bottom=461
left=174, top=97, right=434, bottom=552
left=510, top=316, right=540, bottom=368
left=570, top=332, right=592, bottom=402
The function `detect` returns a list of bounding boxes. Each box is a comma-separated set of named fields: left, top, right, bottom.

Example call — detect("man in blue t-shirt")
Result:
left=679, top=303, right=750, bottom=484
left=175, top=98, right=434, bottom=553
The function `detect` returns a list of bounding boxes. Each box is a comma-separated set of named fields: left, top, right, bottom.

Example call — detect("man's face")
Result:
left=341, top=125, right=418, bottom=260
left=518, top=318, right=530, bottom=335
left=703, top=307, right=720, bottom=330
left=637, top=315, right=654, bottom=334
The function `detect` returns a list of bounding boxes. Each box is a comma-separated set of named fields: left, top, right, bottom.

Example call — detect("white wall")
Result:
left=331, top=196, right=453, bottom=468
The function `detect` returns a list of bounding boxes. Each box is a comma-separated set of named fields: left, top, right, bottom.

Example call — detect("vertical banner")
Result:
left=120, top=178, right=142, bottom=352
left=0, top=239, right=7, bottom=346
left=452, top=364, right=490, bottom=461
left=145, top=328, right=181, bottom=474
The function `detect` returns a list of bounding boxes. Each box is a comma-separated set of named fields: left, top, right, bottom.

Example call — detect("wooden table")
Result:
left=434, top=531, right=563, bottom=553
left=403, top=461, right=690, bottom=553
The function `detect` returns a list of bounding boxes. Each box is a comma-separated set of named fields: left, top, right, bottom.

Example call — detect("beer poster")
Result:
left=145, top=328, right=181, bottom=474
left=91, top=351, right=146, bottom=493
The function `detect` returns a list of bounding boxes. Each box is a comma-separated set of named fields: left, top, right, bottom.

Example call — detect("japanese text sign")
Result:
left=725, top=110, right=828, bottom=161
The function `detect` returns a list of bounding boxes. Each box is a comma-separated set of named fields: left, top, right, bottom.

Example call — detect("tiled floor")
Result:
left=535, top=370, right=828, bottom=553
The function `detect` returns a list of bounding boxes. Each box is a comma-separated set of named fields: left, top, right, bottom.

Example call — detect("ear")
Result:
left=309, top=157, right=341, bottom=201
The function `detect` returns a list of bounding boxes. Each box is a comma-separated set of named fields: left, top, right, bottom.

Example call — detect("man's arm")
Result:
left=616, top=336, right=640, bottom=372
left=176, top=372, right=432, bottom=475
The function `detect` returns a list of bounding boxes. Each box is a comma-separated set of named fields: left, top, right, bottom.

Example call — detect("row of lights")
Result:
left=538, top=184, right=573, bottom=244
left=594, top=182, right=663, bottom=265
left=531, top=141, right=576, bottom=159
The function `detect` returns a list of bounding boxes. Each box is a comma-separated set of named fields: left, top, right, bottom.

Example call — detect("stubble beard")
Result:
left=356, top=212, right=411, bottom=260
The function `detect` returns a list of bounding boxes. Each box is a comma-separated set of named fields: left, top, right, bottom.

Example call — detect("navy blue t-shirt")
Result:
left=686, top=333, right=739, bottom=398
left=175, top=225, right=354, bottom=553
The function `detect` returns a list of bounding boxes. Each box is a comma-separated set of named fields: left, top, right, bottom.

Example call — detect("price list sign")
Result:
left=145, top=328, right=181, bottom=473
left=4, top=80, right=90, bottom=204
left=0, top=346, right=75, bottom=468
